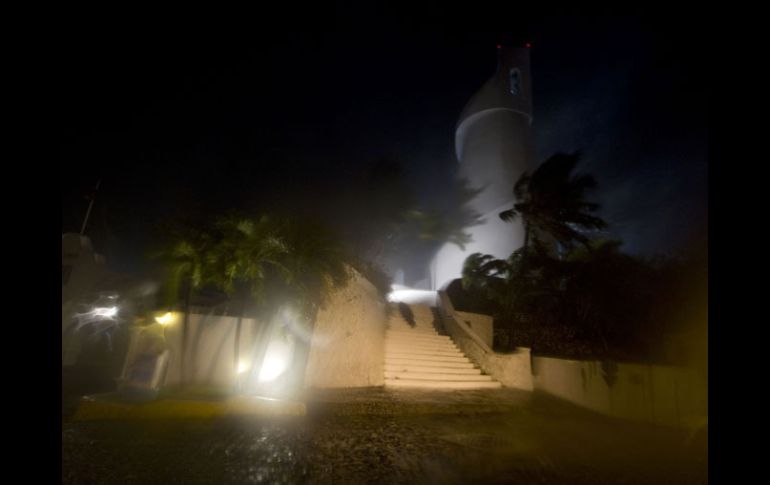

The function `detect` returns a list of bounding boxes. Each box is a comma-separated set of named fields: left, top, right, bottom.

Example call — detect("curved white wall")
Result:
left=430, top=47, right=535, bottom=289
left=432, top=200, right=525, bottom=290
left=457, top=110, right=535, bottom=215
left=304, top=270, right=387, bottom=388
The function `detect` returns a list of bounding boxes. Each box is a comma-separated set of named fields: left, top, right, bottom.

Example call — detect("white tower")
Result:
left=431, top=45, right=536, bottom=290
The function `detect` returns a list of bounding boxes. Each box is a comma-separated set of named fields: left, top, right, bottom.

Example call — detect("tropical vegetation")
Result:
left=457, top=152, right=706, bottom=363
left=153, top=211, right=352, bottom=394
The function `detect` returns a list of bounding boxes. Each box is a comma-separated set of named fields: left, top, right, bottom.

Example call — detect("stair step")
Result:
left=385, top=364, right=481, bottom=374
left=386, top=348, right=460, bottom=356
left=385, top=336, right=448, bottom=344
left=386, top=331, right=450, bottom=340
left=387, top=320, right=435, bottom=326
left=386, top=340, right=457, bottom=347
left=385, top=371, right=492, bottom=381
left=387, top=323, right=437, bottom=329
left=386, top=347, right=463, bottom=355
left=387, top=320, right=436, bottom=326
left=388, top=314, right=434, bottom=320
left=388, top=317, right=433, bottom=322
left=384, top=358, right=476, bottom=369
left=385, top=379, right=502, bottom=389
left=383, top=302, right=501, bottom=389
left=386, top=348, right=464, bottom=358
left=385, top=364, right=481, bottom=375
left=386, top=338, right=450, bottom=345
left=385, top=354, right=470, bottom=364
left=387, top=327, right=438, bottom=334
left=385, top=343, right=459, bottom=352
left=388, top=315, right=434, bottom=321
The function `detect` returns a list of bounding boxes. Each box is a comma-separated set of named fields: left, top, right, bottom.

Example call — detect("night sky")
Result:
left=60, top=18, right=707, bottom=273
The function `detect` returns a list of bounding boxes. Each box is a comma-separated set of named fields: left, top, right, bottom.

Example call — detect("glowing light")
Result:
left=526, top=42, right=531, bottom=48
left=154, top=312, right=176, bottom=326
left=93, top=306, right=117, bottom=318
left=387, top=285, right=437, bottom=306
left=68, top=302, right=122, bottom=350
left=237, top=361, right=251, bottom=374
left=257, top=337, right=294, bottom=383
left=496, top=44, right=501, bottom=49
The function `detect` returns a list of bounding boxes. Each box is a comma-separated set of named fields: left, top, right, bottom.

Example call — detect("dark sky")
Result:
left=60, top=18, right=707, bottom=273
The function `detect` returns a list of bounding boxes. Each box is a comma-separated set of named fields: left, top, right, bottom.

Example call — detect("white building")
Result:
left=62, top=233, right=109, bottom=304
left=430, top=45, right=536, bottom=290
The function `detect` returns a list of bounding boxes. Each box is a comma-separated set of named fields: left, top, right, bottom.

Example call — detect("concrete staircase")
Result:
left=384, top=303, right=501, bottom=389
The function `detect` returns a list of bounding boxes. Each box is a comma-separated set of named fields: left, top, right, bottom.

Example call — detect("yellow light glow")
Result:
left=154, top=312, right=176, bottom=326
left=237, top=361, right=251, bottom=374
left=257, top=338, right=293, bottom=383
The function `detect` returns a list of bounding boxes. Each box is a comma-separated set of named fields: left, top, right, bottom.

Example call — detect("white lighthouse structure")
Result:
left=430, top=45, right=536, bottom=290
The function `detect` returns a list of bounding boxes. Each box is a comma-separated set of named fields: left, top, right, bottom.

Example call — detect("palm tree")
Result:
left=461, top=252, right=510, bottom=298
left=462, top=238, right=565, bottom=328
left=206, top=214, right=290, bottom=389
left=156, top=212, right=352, bottom=397
left=499, top=152, right=607, bottom=254
left=154, top=227, right=216, bottom=385
left=244, top=217, right=351, bottom=397
left=203, top=214, right=350, bottom=397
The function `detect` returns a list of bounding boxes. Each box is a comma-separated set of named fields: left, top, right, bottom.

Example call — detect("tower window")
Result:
left=509, top=68, right=521, bottom=96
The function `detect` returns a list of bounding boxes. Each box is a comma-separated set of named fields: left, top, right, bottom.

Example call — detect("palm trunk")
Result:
left=180, top=281, right=192, bottom=386
left=289, top=303, right=319, bottom=395
left=233, top=298, right=245, bottom=390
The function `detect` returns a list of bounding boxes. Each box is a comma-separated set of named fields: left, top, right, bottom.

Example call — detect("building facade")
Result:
left=430, top=45, right=536, bottom=289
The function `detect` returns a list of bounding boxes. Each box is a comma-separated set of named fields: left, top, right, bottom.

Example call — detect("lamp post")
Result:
left=80, top=178, right=101, bottom=235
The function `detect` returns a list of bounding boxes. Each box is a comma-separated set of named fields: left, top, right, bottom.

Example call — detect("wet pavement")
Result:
left=62, top=387, right=707, bottom=484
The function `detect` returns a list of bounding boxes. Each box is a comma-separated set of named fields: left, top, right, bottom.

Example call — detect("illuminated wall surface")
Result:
left=431, top=46, right=535, bottom=290
left=532, top=356, right=708, bottom=429
left=119, top=269, right=387, bottom=391
left=62, top=234, right=112, bottom=365
left=304, top=270, right=387, bottom=388
left=161, top=314, right=264, bottom=388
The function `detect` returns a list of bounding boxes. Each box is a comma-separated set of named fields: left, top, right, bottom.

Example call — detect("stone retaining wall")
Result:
left=437, top=291, right=533, bottom=391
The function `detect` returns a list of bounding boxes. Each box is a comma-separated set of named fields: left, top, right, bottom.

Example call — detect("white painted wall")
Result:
left=430, top=47, right=535, bottom=290
left=431, top=201, right=525, bottom=290
left=454, top=310, right=494, bottom=348
left=159, top=314, right=264, bottom=388
left=304, top=270, right=387, bottom=388
left=532, top=356, right=708, bottom=429
left=121, top=270, right=388, bottom=391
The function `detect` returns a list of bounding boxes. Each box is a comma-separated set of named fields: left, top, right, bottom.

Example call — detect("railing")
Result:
left=437, top=291, right=494, bottom=353
left=436, top=290, right=533, bottom=391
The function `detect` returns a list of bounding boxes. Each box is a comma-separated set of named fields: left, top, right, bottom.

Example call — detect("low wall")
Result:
left=160, top=313, right=264, bottom=388
left=118, top=313, right=268, bottom=390
left=304, top=270, right=387, bottom=388
left=454, top=310, right=494, bottom=348
left=533, top=356, right=708, bottom=429
left=437, top=291, right=533, bottom=391
left=437, top=291, right=707, bottom=430
left=122, top=270, right=387, bottom=391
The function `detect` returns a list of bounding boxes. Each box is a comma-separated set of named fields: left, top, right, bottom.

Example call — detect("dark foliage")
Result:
left=349, top=259, right=392, bottom=302
left=499, top=152, right=606, bottom=252
left=458, top=239, right=706, bottom=363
